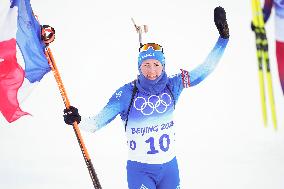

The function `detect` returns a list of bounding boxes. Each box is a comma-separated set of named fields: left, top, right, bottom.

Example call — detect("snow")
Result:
left=0, top=0, right=284, bottom=188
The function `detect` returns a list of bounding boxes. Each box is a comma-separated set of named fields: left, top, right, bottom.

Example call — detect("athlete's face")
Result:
left=140, top=59, right=163, bottom=80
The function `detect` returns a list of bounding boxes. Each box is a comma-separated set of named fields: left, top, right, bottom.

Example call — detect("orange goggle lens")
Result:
left=139, top=43, right=163, bottom=52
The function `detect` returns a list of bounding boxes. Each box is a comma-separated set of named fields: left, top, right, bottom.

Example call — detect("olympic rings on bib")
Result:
left=133, top=93, right=172, bottom=116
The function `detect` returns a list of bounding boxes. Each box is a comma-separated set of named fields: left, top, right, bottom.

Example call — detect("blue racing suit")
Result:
left=80, top=37, right=229, bottom=189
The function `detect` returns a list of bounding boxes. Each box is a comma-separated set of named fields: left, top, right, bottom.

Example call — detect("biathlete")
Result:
left=63, top=6, right=230, bottom=189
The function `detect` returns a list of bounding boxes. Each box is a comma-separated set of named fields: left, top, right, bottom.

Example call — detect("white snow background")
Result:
left=0, top=0, right=284, bottom=188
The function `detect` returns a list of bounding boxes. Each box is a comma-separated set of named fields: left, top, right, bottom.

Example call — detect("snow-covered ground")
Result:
left=1, top=0, right=284, bottom=188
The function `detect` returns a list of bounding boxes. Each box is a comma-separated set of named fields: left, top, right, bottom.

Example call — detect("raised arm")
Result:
left=189, top=37, right=228, bottom=87
left=189, top=6, right=229, bottom=87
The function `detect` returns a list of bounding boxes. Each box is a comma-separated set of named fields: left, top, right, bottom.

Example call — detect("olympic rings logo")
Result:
left=133, top=93, right=172, bottom=115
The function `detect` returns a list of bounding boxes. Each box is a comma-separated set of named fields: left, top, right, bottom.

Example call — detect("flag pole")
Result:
left=44, top=43, right=102, bottom=189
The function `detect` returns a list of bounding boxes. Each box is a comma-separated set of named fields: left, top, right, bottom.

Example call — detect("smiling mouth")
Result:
left=147, top=75, right=158, bottom=80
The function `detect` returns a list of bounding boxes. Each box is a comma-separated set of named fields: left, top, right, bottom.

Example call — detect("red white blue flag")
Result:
left=263, top=0, right=284, bottom=94
left=0, top=0, right=51, bottom=123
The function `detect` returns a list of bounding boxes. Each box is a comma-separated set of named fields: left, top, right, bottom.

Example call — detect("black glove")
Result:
left=63, top=106, right=81, bottom=125
left=214, top=6, right=230, bottom=39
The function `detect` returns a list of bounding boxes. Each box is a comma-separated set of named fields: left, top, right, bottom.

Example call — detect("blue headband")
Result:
left=138, top=46, right=165, bottom=69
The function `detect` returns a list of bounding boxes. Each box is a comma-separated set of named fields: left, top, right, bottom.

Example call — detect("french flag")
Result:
left=274, top=4, right=284, bottom=95
left=263, top=0, right=284, bottom=94
left=0, top=0, right=51, bottom=123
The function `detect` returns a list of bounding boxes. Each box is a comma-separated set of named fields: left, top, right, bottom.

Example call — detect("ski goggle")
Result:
left=139, top=43, right=163, bottom=53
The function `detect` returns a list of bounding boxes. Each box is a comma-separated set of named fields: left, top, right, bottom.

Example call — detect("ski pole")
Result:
left=42, top=40, right=102, bottom=188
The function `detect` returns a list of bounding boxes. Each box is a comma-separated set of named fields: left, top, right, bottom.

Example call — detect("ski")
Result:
left=251, top=0, right=277, bottom=129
